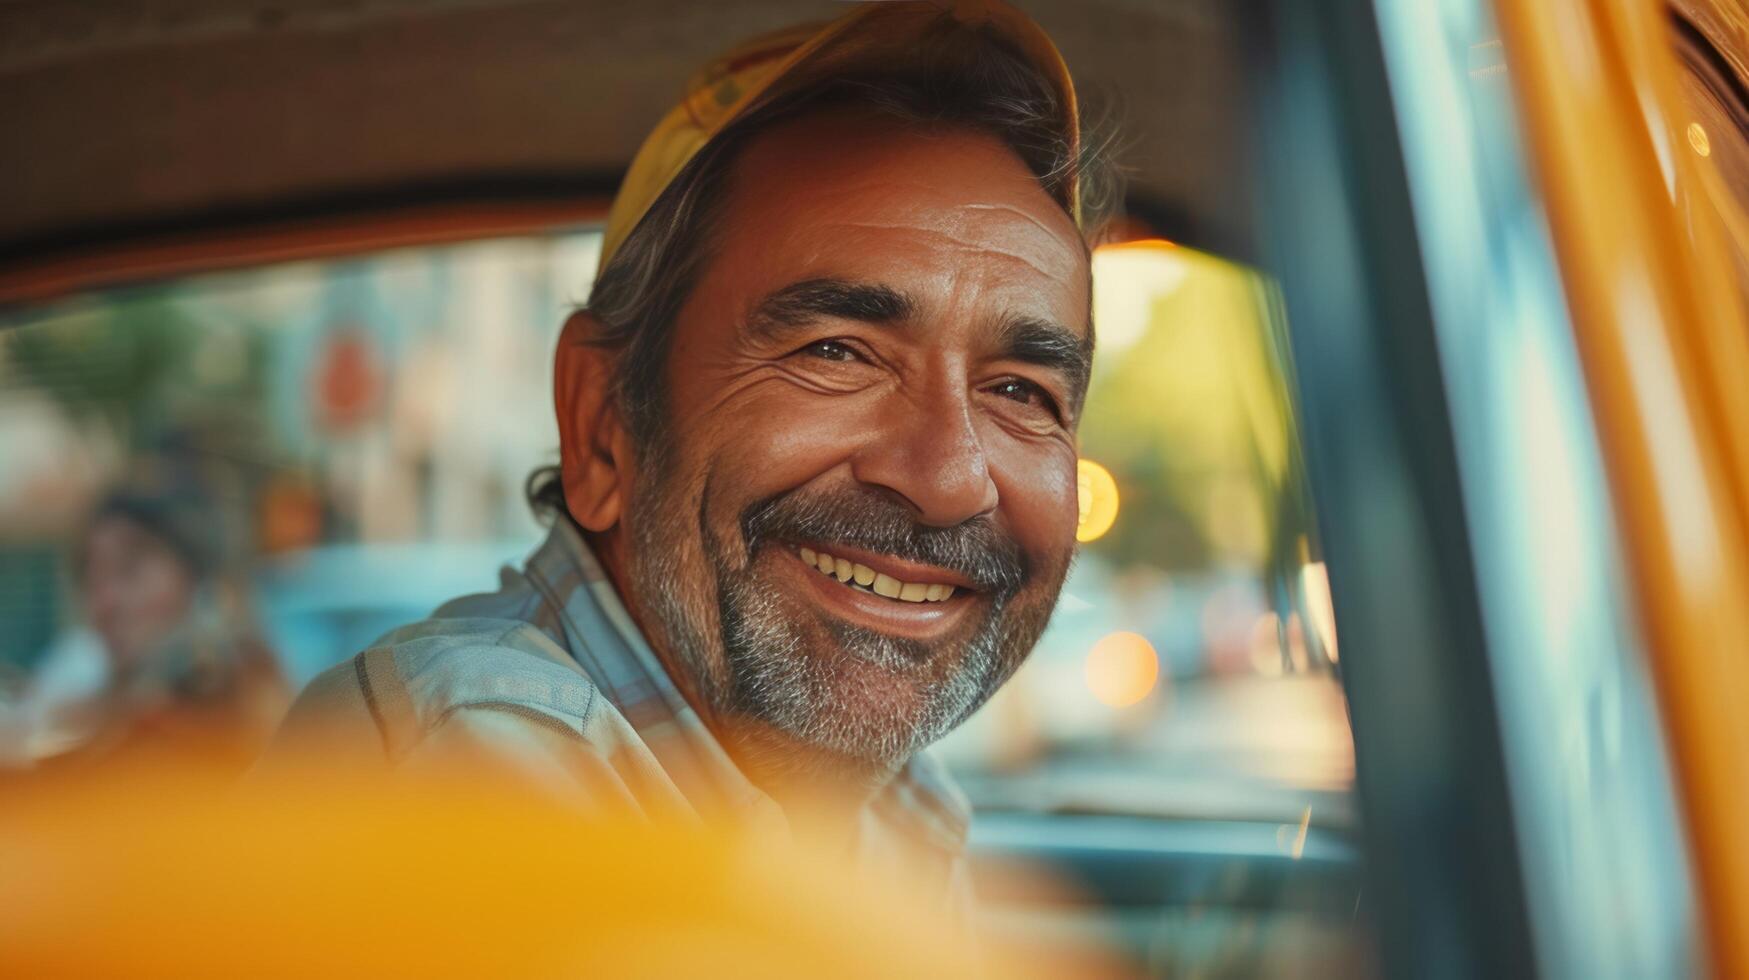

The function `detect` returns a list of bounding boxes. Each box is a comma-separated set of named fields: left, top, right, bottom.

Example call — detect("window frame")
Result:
left=0, top=191, right=612, bottom=309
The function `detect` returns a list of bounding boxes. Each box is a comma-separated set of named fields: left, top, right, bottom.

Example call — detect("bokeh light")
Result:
left=1089, top=239, right=1187, bottom=358
left=1687, top=121, right=1711, bottom=157
left=1076, top=458, right=1120, bottom=543
left=1084, top=631, right=1159, bottom=708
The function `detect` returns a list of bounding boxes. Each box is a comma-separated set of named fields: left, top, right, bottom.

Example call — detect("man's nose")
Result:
left=850, top=387, right=999, bottom=527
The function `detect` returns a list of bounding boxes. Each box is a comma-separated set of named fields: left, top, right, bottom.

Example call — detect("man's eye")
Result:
left=989, top=378, right=1051, bottom=408
left=801, top=339, right=860, bottom=362
left=986, top=378, right=1066, bottom=425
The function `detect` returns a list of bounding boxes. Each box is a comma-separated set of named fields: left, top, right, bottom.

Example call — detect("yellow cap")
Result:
left=598, top=0, right=1081, bottom=274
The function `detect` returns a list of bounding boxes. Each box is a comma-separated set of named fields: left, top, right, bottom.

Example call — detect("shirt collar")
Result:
left=521, top=516, right=766, bottom=817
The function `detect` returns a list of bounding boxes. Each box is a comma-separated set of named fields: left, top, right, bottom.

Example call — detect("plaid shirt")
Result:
left=259, top=517, right=972, bottom=890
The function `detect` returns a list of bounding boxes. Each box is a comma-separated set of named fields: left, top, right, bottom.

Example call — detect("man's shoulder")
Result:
left=368, top=615, right=603, bottom=732
left=267, top=615, right=617, bottom=766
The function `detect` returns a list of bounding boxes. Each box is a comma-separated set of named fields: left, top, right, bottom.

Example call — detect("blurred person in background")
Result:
left=259, top=0, right=1108, bottom=908
left=23, top=474, right=289, bottom=773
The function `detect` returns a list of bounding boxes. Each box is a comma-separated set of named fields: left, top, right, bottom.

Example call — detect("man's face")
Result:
left=621, top=110, right=1090, bottom=771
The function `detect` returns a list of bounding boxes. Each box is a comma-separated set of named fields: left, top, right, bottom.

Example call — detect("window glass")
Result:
left=0, top=227, right=1365, bottom=974
left=933, top=239, right=1366, bottom=976
left=0, top=232, right=597, bottom=762
left=935, top=241, right=1351, bottom=823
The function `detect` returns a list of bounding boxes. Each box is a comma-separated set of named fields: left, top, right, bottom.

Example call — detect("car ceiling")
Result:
left=0, top=0, right=1258, bottom=267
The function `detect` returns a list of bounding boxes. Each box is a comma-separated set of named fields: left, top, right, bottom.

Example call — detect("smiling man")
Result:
left=261, top=0, right=1105, bottom=892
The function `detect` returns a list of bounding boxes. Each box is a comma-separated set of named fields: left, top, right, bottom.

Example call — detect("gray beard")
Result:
left=623, top=469, right=1056, bottom=773
left=710, top=560, right=1018, bottom=767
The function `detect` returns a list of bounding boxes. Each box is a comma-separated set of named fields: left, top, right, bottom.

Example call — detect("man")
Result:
left=261, top=0, right=1105, bottom=893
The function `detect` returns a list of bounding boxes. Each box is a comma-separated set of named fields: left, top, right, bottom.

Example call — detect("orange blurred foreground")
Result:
left=0, top=763, right=1123, bottom=978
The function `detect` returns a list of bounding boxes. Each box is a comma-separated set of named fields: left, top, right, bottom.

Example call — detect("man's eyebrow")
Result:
left=994, top=313, right=1094, bottom=409
left=745, top=278, right=915, bottom=337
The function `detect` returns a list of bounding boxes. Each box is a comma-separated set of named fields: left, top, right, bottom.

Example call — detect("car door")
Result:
left=1252, top=0, right=1747, bottom=976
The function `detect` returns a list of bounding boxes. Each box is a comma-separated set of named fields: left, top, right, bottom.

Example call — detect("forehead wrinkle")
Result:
left=958, top=201, right=1078, bottom=243
left=826, top=221, right=1079, bottom=281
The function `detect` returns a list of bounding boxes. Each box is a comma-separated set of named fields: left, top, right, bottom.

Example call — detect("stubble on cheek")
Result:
left=621, top=450, right=738, bottom=707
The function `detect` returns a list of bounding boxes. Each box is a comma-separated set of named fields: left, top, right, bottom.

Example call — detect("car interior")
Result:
left=10, top=0, right=1743, bottom=976
left=4, top=3, right=1360, bottom=976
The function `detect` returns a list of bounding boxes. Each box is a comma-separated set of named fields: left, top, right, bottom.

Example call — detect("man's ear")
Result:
left=553, top=311, right=632, bottom=532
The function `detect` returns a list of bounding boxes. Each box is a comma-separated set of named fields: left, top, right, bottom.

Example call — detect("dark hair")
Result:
left=529, top=24, right=1117, bottom=518
left=79, top=487, right=218, bottom=581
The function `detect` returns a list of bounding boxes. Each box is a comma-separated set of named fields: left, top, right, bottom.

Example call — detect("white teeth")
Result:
left=797, top=548, right=957, bottom=602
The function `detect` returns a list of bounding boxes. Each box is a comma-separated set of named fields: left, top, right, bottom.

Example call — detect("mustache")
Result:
left=738, top=486, right=1027, bottom=595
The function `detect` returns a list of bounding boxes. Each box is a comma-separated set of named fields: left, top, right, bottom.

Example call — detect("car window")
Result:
left=932, top=238, right=1369, bottom=976
left=934, top=239, right=1350, bottom=824
left=0, top=232, right=599, bottom=759
left=0, top=224, right=1370, bottom=973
